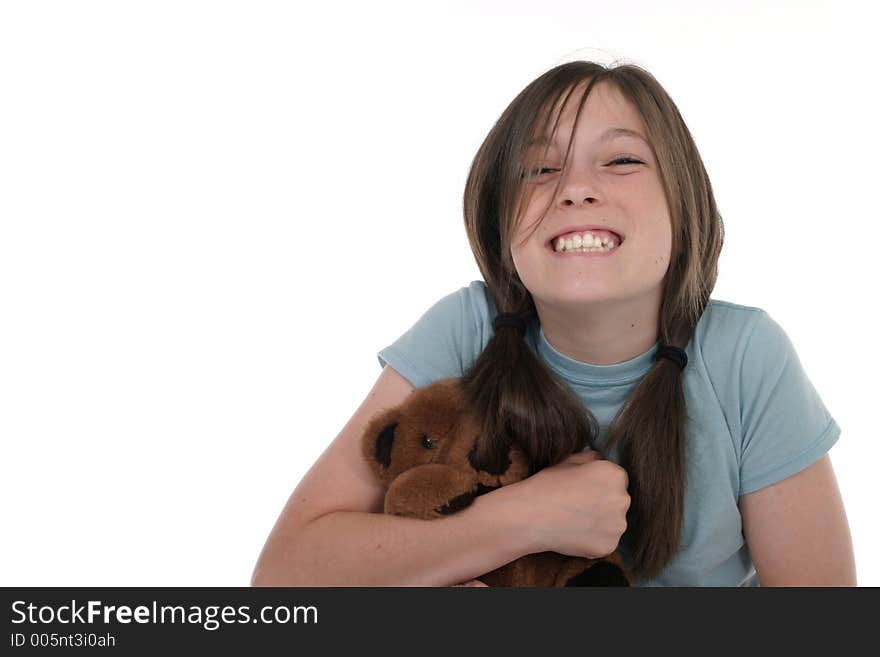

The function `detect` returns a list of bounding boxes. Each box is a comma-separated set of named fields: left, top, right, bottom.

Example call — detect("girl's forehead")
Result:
left=537, top=82, right=642, bottom=139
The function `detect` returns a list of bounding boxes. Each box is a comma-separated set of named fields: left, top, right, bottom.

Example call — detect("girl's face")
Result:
left=510, top=81, right=673, bottom=312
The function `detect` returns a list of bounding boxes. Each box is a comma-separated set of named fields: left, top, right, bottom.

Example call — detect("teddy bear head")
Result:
left=360, top=377, right=531, bottom=490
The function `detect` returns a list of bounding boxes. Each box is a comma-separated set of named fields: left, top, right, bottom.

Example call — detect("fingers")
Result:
left=452, top=579, right=489, bottom=587
left=563, top=449, right=603, bottom=464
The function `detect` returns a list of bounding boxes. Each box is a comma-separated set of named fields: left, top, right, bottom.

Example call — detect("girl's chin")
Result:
left=541, top=289, right=624, bottom=305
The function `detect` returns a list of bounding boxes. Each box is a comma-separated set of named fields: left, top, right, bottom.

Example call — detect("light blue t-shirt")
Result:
left=376, top=280, right=841, bottom=587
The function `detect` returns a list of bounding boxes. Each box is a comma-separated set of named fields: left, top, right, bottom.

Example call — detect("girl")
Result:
left=252, top=60, right=855, bottom=586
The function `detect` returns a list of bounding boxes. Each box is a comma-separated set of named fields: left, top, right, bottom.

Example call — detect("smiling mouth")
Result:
left=546, top=233, right=623, bottom=255
left=545, top=230, right=624, bottom=251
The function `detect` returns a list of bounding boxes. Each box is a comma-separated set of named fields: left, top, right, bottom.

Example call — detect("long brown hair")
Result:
left=457, top=61, right=724, bottom=580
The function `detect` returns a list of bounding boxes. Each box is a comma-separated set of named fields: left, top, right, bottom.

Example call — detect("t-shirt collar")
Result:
left=534, top=323, right=659, bottom=385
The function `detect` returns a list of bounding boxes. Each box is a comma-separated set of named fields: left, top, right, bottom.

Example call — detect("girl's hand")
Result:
left=502, top=449, right=631, bottom=559
left=452, top=579, right=489, bottom=587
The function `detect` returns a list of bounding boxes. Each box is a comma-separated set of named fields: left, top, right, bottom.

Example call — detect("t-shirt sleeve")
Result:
left=738, top=309, right=841, bottom=496
left=376, top=282, right=488, bottom=389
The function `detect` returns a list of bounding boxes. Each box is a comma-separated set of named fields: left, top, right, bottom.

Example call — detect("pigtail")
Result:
left=458, top=303, right=599, bottom=476
left=603, top=335, right=692, bottom=579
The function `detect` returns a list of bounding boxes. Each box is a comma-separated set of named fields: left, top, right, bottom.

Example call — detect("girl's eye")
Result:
left=521, top=167, right=559, bottom=179
left=521, top=157, right=644, bottom=180
left=522, top=158, right=643, bottom=179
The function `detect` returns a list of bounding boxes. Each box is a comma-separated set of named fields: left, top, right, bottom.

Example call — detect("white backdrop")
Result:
left=1, top=0, right=876, bottom=586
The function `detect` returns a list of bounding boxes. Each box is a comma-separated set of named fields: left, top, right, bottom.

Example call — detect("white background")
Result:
left=1, top=0, right=876, bottom=586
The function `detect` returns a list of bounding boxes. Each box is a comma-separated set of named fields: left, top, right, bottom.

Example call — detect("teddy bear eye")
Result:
left=421, top=434, right=436, bottom=449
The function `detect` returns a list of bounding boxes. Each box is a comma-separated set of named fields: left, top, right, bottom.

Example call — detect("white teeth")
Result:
left=558, top=245, right=615, bottom=253
left=554, top=232, right=619, bottom=253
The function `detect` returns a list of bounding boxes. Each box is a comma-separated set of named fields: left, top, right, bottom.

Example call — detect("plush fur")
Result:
left=361, top=377, right=632, bottom=587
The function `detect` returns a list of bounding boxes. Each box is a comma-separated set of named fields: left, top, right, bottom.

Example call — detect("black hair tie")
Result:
left=654, top=343, right=687, bottom=371
left=493, top=313, right=527, bottom=335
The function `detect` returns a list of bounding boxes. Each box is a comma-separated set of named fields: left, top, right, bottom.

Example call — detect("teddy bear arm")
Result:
left=384, top=463, right=480, bottom=520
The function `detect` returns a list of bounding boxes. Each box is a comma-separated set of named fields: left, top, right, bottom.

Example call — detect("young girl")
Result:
left=251, top=60, right=856, bottom=587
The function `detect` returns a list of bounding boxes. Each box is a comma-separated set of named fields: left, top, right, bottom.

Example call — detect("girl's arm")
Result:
left=251, top=487, right=531, bottom=587
left=251, top=364, right=536, bottom=586
left=739, top=454, right=857, bottom=586
left=251, top=361, right=627, bottom=586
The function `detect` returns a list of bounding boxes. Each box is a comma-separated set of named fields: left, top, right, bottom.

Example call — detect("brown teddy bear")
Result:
left=361, top=377, right=632, bottom=586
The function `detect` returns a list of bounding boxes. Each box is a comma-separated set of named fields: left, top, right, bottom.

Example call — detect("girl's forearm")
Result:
left=251, top=488, right=532, bottom=587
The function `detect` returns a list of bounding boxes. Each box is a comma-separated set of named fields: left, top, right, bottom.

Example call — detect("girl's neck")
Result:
left=535, top=291, right=661, bottom=366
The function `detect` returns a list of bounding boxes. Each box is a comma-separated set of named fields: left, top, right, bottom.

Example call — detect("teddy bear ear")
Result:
left=361, top=407, right=402, bottom=470
left=373, top=421, right=397, bottom=468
